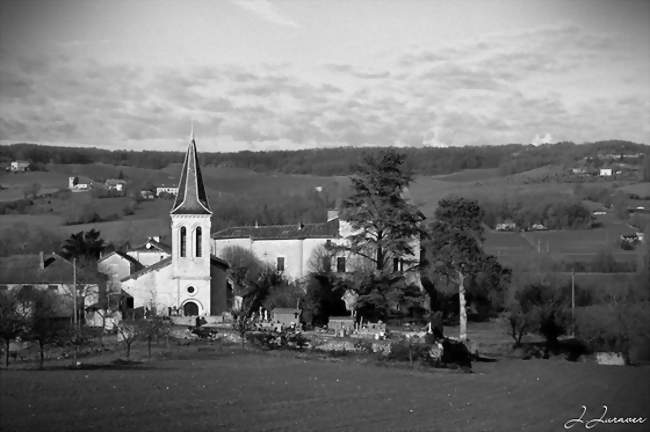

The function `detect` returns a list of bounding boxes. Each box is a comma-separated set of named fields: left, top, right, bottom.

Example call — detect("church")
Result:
left=116, top=135, right=230, bottom=317
left=100, top=133, right=422, bottom=318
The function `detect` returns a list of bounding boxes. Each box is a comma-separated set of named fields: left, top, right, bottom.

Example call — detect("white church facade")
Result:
left=105, top=135, right=230, bottom=317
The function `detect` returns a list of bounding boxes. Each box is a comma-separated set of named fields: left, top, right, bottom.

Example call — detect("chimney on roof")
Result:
left=39, top=251, right=44, bottom=270
left=255, top=221, right=259, bottom=228
left=327, top=210, right=339, bottom=222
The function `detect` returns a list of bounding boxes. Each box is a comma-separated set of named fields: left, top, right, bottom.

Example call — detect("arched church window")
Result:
left=180, top=226, right=187, bottom=257
left=195, top=227, right=202, bottom=257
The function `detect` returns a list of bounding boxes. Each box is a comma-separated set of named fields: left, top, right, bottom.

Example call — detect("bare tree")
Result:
left=117, top=320, right=139, bottom=359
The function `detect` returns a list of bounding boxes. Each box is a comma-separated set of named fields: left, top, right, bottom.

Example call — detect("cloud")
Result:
left=0, top=24, right=647, bottom=151
left=531, top=133, right=554, bottom=146
left=231, top=0, right=299, bottom=28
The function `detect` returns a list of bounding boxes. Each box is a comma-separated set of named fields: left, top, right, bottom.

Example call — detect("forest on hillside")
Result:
left=1, top=140, right=647, bottom=176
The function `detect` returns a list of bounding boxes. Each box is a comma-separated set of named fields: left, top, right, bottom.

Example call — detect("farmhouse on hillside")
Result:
left=9, top=160, right=30, bottom=172
left=68, top=176, right=94, bottom=192
left=104, top=178, right=127, bottom=193
left=156, top=185, right=179, bottom=197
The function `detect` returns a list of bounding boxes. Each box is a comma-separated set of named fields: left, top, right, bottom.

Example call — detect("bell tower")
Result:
left=170, top=130, right=212, bottom=315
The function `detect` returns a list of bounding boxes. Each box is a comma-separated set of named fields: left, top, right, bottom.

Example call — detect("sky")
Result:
left=0, top=0, right=648, bottom=152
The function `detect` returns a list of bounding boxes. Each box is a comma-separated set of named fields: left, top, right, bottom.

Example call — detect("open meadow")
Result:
left=1, top=349, right=648, bottom=432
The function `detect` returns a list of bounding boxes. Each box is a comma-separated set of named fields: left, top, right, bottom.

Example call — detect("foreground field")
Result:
left=1, top=352, right=648, bottom=432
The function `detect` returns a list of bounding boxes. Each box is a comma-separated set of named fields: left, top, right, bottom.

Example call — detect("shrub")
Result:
left=505, top=278, right=571, bottom=347
left=576, top=302, right=650, bottom=362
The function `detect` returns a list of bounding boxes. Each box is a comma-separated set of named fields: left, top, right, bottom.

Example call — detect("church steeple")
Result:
left=170, top=133, right=211, bottom=215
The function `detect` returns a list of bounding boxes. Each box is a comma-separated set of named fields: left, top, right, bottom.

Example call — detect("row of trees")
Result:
left=3, top=140, right=646, bottom=176
left=480, top=192, right=593, bottom=230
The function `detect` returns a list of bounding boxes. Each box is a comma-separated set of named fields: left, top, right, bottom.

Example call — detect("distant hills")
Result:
left=1, top=140, right=647, bottom=177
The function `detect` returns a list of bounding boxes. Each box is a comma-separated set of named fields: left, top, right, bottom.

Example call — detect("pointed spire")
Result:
left=190, top=120, right=195, bottom=142
left=170, top=133, right=211, bottom=215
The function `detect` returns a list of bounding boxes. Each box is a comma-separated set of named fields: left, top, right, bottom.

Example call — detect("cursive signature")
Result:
left=564, top=405, right=647, bottom=429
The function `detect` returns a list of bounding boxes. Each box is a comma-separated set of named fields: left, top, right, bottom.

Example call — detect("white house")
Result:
left=599, top=168, right=613, bottom=177
left=105, top=178, right=126, bottom=192
left=68, top=176, right=94, bottom=192
left=156, top=185, right=179, bottom=197
left=116, top=135, right=230, bottom=317
left=212, top=209, right=422, bottom=286
left=10, top=160, right=30, bottom=172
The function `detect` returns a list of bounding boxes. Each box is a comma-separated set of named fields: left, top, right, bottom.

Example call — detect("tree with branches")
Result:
left=338, top=149, right=425, bottom=272
left=61, top=229, right=105, bottom=263
left=425, top=197, right=507, bottom=341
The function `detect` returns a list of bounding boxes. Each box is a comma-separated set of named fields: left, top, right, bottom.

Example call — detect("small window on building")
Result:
left=322, top=256, right=331, bottom=272
left=180, top=227, right=187, bottom=257
left=393, top=257, right=400, bottom=272
left=277, top=257, right=285, bottom=272
left=187, top=286, right=195, bottom=294
left=336, top=257, right=346, bottom=273
left=195, top=227, right=202, bottom=257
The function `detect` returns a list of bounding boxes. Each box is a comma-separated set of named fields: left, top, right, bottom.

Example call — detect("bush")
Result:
left=576, top=302, right=650, bottom=362
left=505, top=278, right=571, bottom=347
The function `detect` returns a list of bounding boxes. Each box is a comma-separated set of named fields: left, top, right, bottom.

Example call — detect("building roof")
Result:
left=98, top=251, right=145, bottom=271
left=105, top=178, right=127, bottom=185
left=0, top=253, right=101, bottom=285
left=121, top=257, right=172, bottom=281
left=128, top=238, right=172, bottom=254
left=170, top=137, right=211, bottom=215
left=70, top=175, right=94, bottom=184
left=120, top=254, right=229, bottom=282
left=212, top=219, right=339, bottom=240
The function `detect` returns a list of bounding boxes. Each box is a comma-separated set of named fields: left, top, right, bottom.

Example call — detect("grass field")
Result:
left=1, top=350, right=648, bottom=432
left=618, top=182, right=650, bottom=198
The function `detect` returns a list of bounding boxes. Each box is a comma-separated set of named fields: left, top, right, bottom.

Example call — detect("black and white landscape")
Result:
left=1, top=1, right=649, bottom=431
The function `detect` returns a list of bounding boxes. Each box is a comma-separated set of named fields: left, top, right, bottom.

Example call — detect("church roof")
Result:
left=120, top=255, right=229, bottom=281
left=170, top=137, right=211, bottom=215
left=212, top=219, right=340, bottom=240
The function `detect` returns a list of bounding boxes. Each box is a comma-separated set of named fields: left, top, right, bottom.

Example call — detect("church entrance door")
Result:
left=183, top=301, right=199, bottom=316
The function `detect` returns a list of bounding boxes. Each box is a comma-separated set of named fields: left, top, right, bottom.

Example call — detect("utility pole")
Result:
left=571, top=269, right=575, bottom=338
left=73, top=257, right=77, bottom=330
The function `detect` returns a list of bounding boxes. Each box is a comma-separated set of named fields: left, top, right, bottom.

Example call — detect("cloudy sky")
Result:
left=0, top=0, right=648, bottom=152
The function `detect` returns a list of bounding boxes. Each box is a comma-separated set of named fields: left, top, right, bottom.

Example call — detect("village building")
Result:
left=104, top=178, right=127, bottom=193
left=599, top=168, right=613, bottom=177
left=156, top=185, right=179, bottom=197
left=116, top=135, right=231, bottom=317
left=140, top=190, right=155, bottom=200
left=212, top=209, right=422, bottom=287
left=9, top=160, right=30, bottom=172
left=68, top=175, right=94, bottom=192
left=0, top=252, right=101, bottom=322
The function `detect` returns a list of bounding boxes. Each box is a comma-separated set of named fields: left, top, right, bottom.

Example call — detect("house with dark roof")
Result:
left=212, top=211, right=350, bottom=281
left=118, top=134, right=231, bottom=317
left=212, top=208, right=422, bottom=286
left=0, top=252, right=102, bottom=319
